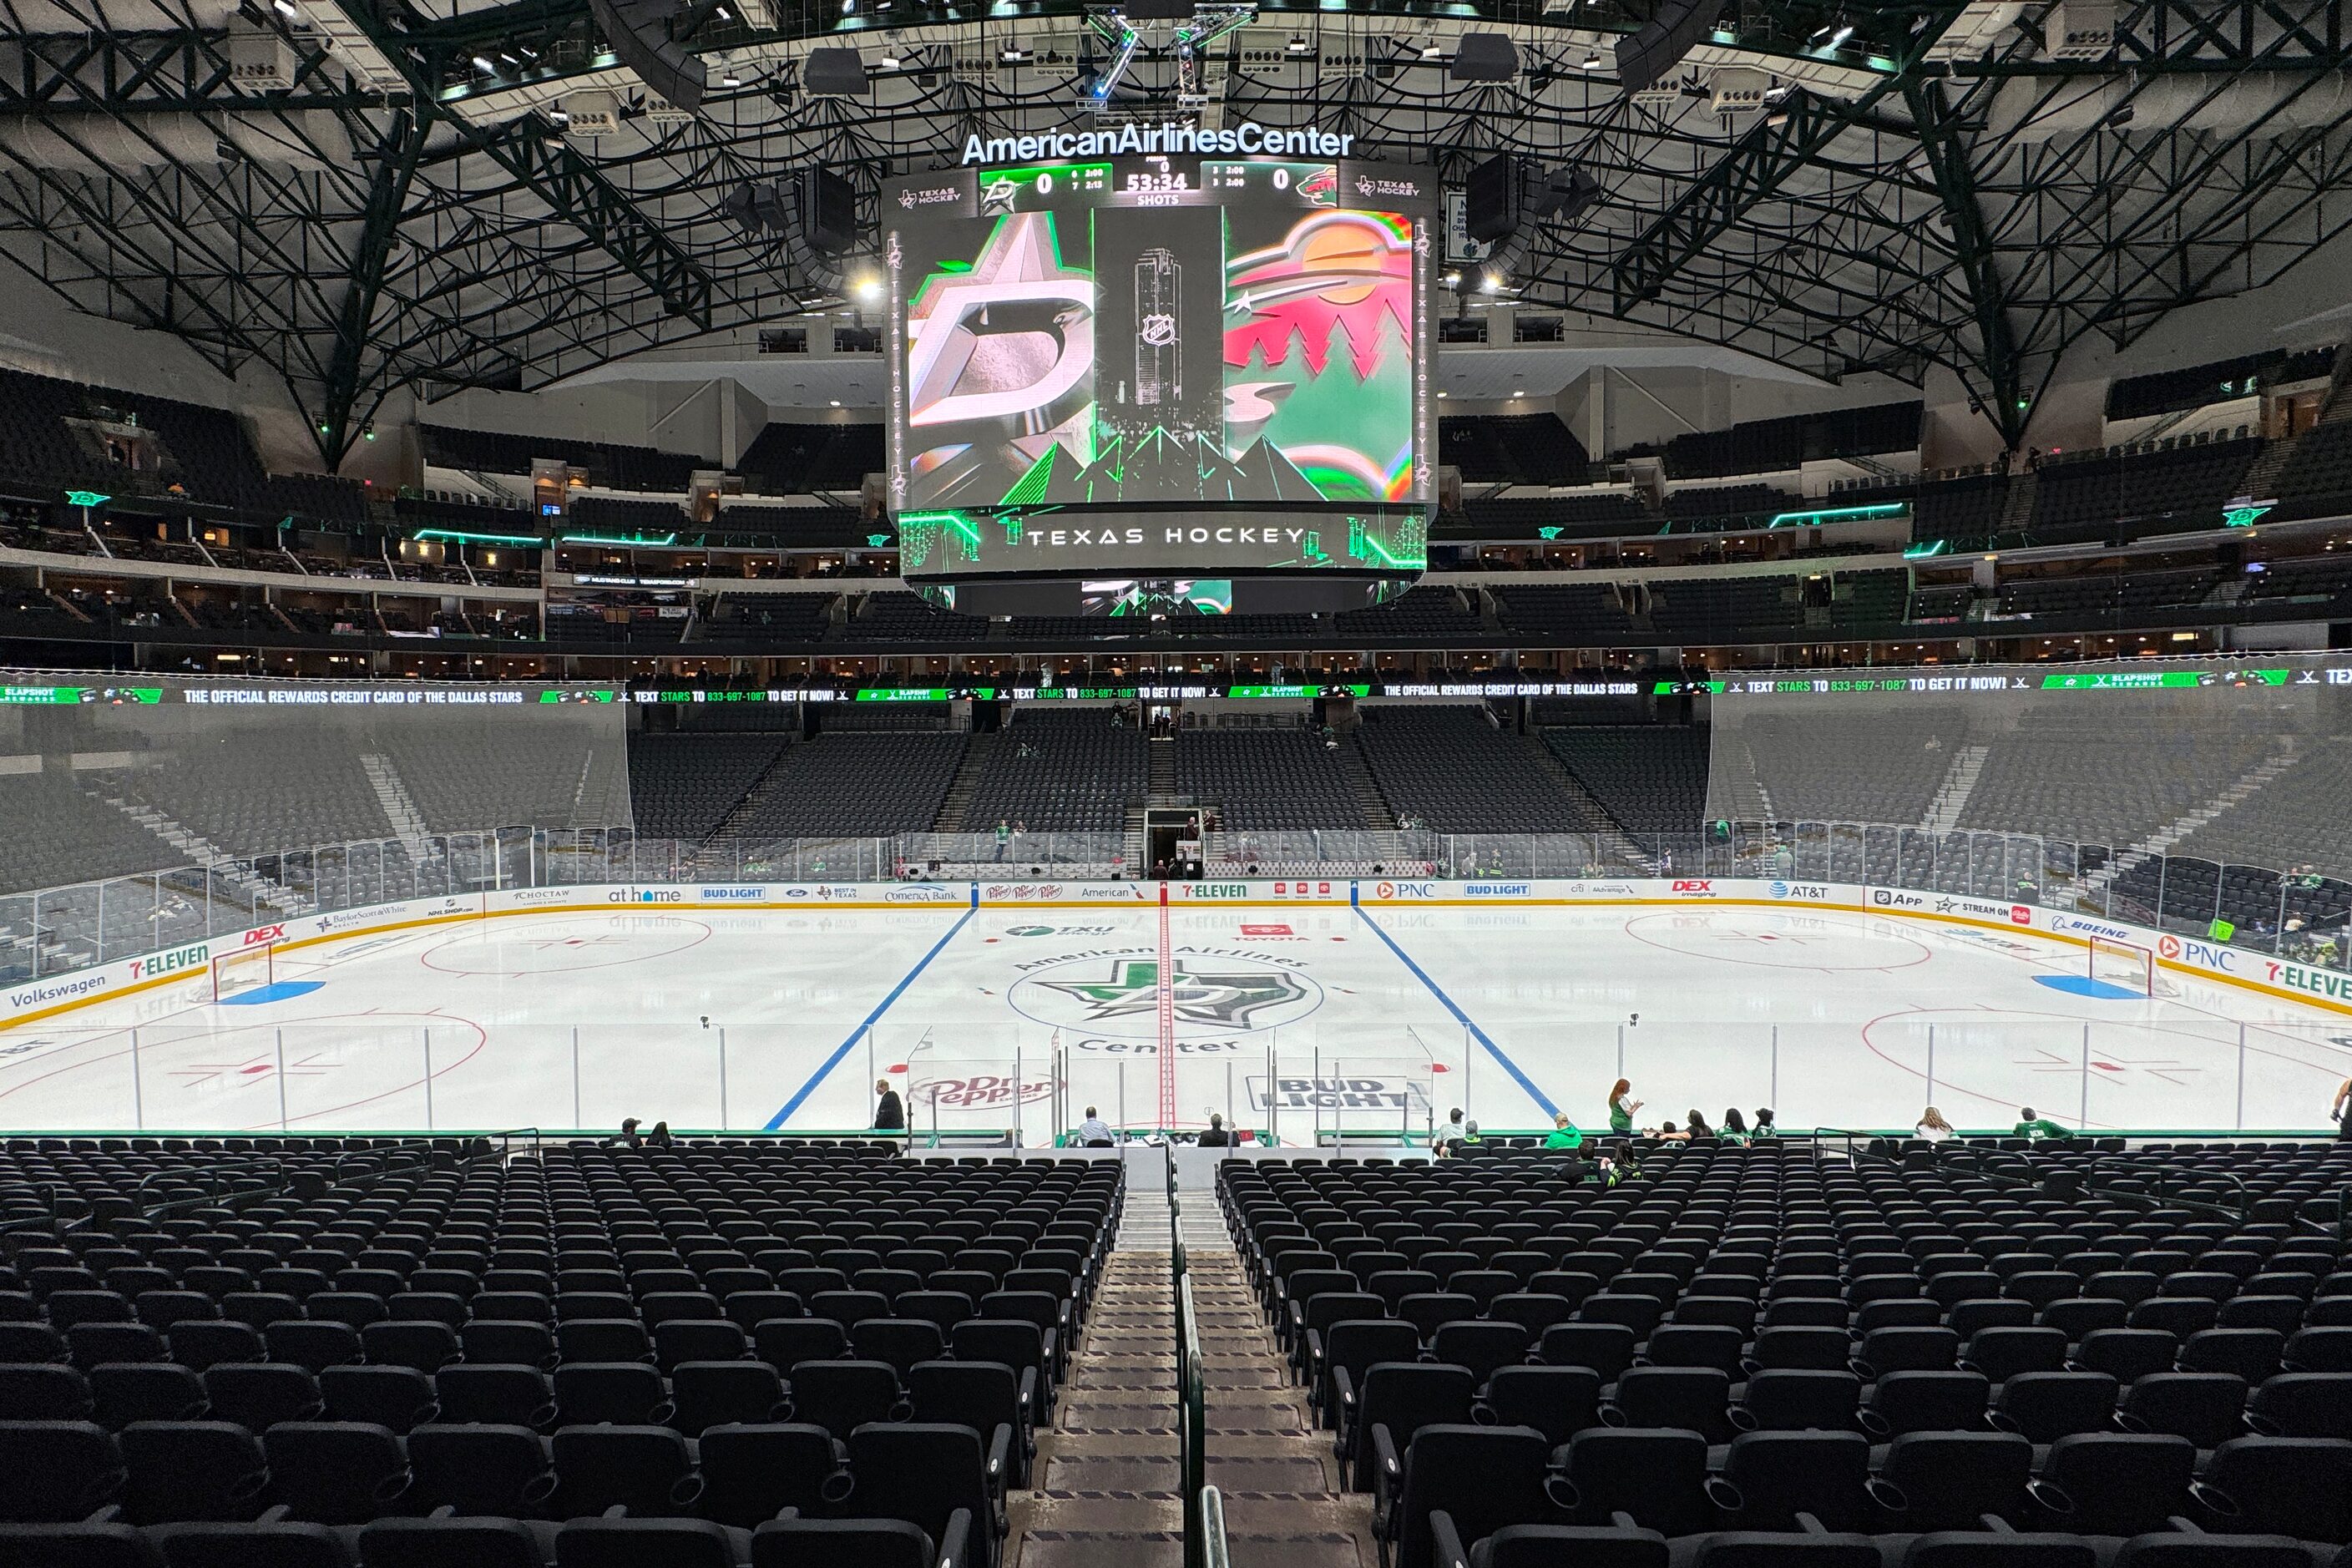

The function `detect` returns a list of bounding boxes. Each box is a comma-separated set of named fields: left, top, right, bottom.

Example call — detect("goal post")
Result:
left=211, top=943, right=275, bottom=1003
left=2087, top=934, right=2159, bottom=996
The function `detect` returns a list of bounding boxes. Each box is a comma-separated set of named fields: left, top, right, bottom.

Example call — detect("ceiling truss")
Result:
left=0, top=0, right=2340, bottom=468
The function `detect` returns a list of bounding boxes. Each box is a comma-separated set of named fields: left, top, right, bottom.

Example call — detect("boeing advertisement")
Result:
left=883, top=150, right=1435, bottom=583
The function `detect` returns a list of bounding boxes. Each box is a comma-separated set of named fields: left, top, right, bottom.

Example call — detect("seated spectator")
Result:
left=1432, top=1107, right=1467, bottom=1157
left=2012, top=1106, right=2072, bottom=1139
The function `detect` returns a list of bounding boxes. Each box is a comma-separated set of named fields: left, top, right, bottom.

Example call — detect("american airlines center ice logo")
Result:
left=1008, top=946, right=1323, bottom=1039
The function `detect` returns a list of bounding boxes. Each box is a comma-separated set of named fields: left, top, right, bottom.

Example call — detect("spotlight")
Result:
left=1287, top=33, right=1310, bottom=53
left=1826, top=24, right=1854, bottom=47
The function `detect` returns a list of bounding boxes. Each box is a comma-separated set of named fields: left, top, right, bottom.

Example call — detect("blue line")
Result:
left=764, top=883, right=979, bottom=1130
left=1350, top=883, right=1560, bottom=1120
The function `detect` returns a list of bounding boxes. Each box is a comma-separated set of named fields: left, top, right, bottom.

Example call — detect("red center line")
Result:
left=1157, top=881, right=1176, bottom=1130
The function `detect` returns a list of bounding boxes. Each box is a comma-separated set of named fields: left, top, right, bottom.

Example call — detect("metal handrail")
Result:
left=134, top=1157, right=290, bottom=1220
left=331, top=1143, right=432, bottom=1190
left=1199, top=1484, right=1231, bottom=1568
left=1179, top=1273, right=1206, bottom=1568
left=0, top=1181, right=70, bottom=1236
left=2299, top=1183, right=2352, bottom=1247
left=2086, top=1156, right=2250, bottom=1217
left=1839, top=1131, right=2275, bottom=1230
left=491, top=1126, right=543, bottom=1163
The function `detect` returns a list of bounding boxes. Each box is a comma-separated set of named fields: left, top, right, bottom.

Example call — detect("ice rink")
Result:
left=3, top=898, right=2346, bottom=1137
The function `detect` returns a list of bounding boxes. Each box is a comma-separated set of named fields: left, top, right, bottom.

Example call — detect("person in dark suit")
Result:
left=1196, top=1114, right=1232, bottom=1148
left=873, top=1078, right=907, bottom=1132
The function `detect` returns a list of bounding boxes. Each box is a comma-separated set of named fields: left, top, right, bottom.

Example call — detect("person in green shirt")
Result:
left=1751, top=1108, right=1778, bottom=1138
left=1720, top=1108, right=1748, bottom=1145
left=1607, top=1078, right=1642, bottom=1136
left=2012, top=1106, right=2072, bottom=1140
left=1545, top=1112, right=1583, bottom=1150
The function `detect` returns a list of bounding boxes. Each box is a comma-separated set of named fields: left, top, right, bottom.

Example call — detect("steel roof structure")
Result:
left=0, top=0, right=2345, bottom=463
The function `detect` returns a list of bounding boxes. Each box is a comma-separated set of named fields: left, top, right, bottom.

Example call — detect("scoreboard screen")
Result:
left=883, top=151, right=1436, bottom=581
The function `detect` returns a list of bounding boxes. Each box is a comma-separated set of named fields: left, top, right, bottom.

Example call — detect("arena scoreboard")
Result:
left=883, top=145, right=1436, bottom=613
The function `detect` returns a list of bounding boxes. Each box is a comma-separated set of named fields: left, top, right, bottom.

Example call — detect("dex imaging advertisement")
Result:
left=883, top=155, right=1434, bottom=579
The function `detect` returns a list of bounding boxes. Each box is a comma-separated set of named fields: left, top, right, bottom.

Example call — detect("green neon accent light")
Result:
left=63, top=490, right=111, bottom=508
left=417, top=529, right=544, bottom=547
left=1904, top=539, right=1951, bottom=559
left=1766, top=502, right=1908, bottom=529
left=1350, top=522, right=1426, bottom=570
left=2222, top=503, right=2273, bottom=529
left=866, top=534, right=892, bottom=548
left=1000, top=446, right=1058, bottom=508
left=900, top=511, right=984, bottom=551
left=1537, top=526, right=1564, bottom=539
left=560, top=532, right=677, bottom=547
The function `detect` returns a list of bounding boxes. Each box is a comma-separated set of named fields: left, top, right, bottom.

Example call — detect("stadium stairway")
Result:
left=1996, top=469, right=2039, bottom=537
left=2085, top=740, right=2303, bottom=899
left=933, top=731, right=999, bottom=833
left=358, top=754, right=431, bottom=853
left=1335, top=736, right=1399, bottom=835
left=1015, top=1153, right=1378, bottom=1568
left=1920, top=744, right=1990, bottom=834
left=1017, top=1159, right=1186, bottom=1565
left=92, top=785, right=313, bottom=914
left=2239, top=430, right=2304, bottom=499
left=1194, top=1222, right=1376, bottom=1568
left=1520, top=736, right=1648, bottom=865
left=693, top=742, right=803, bottom=860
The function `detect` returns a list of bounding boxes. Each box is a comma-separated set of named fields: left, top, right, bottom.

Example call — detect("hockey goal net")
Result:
left=212, top=943, right=275, bottom=1002
left=2088, top=935, right=2168, bottom=997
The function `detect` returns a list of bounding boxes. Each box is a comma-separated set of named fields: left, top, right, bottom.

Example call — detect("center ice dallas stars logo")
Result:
left=1039, top=958, right=1308, bottom=1028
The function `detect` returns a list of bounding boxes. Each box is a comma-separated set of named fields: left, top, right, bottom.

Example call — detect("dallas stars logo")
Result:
left=1039, top=959, right=1308, bottom=1028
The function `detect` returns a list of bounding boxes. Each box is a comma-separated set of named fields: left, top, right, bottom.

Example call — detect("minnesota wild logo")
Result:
left=1010, top=948, right=1323, bottom=1037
